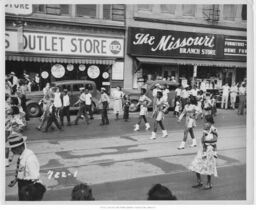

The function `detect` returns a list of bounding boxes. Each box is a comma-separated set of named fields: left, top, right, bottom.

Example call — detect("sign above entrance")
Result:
left=5, top=4, right=32, bottom=15
left=5, top=31, right=124, bottom=58
left=128, top=27, right=246, bottom=62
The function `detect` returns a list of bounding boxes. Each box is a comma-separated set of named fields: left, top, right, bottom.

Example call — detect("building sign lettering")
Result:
left=128, top=27, right=246, bottom=62
left=5, top=4, right=32, bottom=15
left=5, top=31, right=124, bottom=58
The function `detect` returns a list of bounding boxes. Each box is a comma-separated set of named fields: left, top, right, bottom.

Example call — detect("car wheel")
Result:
left=27, top=103, right=41, bottom=117
left=129, top=100, right=139, bottom=112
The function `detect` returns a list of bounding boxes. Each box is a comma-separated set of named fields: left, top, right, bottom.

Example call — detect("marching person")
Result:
left=85, top=88, right=94, bottom=120
left=177, top=96, right=198, bottom=149
left=53, top=87, right=62, bottom=118
left=152, top=83, right=162, bottom=107
left=238, top=83, right=246, bottom=115
left=150, top=91, right=169, bottom=140
left=43, top=83, right=51, bottom=96
left=44, top=98, right=62, bottom=132
left=180, top=84, right=190, bottom=111
left=134, top=88, right=152, bottom=131
left=37, top=94, right=51, bottom=131
left=123, top=94, right=130, bottom=122
left=112, top=86, right=124, bottom=120
left=74, top=87, right=89, bottom=125
left=230, top=82, right=238, bottom=110
left=7, top=132, right=42, bottom=200
left=203, top=93, right=213, bottom=118
left=60, top=89, right=71, bottom=126
left=221, top=83, right=230, bottom=109
left=99, top=87, right=110, bottom=126
left=189, top=115, right=218, bottom=190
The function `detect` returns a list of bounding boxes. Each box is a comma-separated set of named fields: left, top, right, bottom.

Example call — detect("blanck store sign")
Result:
left=128, top=27, right=246, bottom=61
left=5, top=31, right=124, bottom=58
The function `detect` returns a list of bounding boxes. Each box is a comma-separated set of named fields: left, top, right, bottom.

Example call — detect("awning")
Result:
left=6, top=54, right=115, bottom=65
left=136, top=57, right=246, bottom=68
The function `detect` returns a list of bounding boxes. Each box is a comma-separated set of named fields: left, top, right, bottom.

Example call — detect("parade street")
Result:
left=5, top=110, right=246, bottom=201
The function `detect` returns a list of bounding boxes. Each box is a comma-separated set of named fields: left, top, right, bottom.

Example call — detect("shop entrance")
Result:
left=236, top=68, right=246, bottom=84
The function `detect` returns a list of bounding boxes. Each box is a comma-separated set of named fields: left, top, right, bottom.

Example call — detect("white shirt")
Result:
left=230, top=86, right=238, bottom=94
left=12, top=76, right=19, bottom=86
left=63, top=94, right=70, bottom=107
left=200, top=82, right=206, bottom=92
left=222, top=85, right=230, bottom=96
left=190, top=89, right=198, bottom=97
left=35, top=76, right=40, bottom=84
left=163, top=89, right=169, bottom=102
left=181, top=89, right=189, bottom=98
left=239, top=86, right=246, bottom=95
left=85, top=93, right=92, bottom=105
left=175, top=88, right=181, bottom=96
left=153, top=88, right=161, bottom=97
left=17, top=148, right=40, bottom=180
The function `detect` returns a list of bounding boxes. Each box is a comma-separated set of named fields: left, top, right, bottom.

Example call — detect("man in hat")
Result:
left=99, top=87, right=110, bottom=126
left=44, top=98, right=62, bottom=132
left=7, top=132, right=41, bottom=200
left=74, top=87, right=89, bottom=125
left=60, top=89, right=71, bottom=126
left=9, top=72, right=19, bottom=94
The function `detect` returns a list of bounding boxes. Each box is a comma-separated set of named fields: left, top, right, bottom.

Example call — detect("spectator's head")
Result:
left=85, top=89, right=89, bottom=94
left=7, top=132, right=27, bottom=155
left=56, top=87, right=60, bottom=93
left=19, top=182, right=46, bottom=201
left=11, top=97, right=19, bottom=106
left=5, top=93, right=10, bottom=102
left=63, top=89, right=68, bottom=94
left=147, top=184, right=177, bottom=200
left=101, top=87, right=106, bottom=93
left=71, top=183, right=95, bottom=201
left=204, top=115, right=215, bottom=129
left=46, top=83, right=50, bottom=88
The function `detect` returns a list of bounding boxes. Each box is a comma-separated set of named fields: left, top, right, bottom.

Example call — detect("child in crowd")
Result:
left=202, top=115, right=218, bottom=159
left=203, top=93, right=213, bottom=118
left=123, top=95, right=130, bottom=122
left=174, top=96, right=181, bottom=118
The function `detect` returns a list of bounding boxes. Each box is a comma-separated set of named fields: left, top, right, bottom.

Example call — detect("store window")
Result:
left=33, top=4, right=70, bottom=15
left=137, top=4, right=153, bottom=11
left=223, top=5, right=236, bottom=21
left=76, top=5, right=97, bottom=18
left=182, top=4, right=196, bottom=16
left=103, top=5, right=112, bottom=20
left=160, top=4, right=176, bottom=14
left=241, top=4, right=247, bottom=20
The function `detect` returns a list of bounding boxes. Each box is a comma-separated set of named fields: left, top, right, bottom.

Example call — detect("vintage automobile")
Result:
left=26, top=80, right=101, bottom=117
left=123, top=80, right=179, bottom=112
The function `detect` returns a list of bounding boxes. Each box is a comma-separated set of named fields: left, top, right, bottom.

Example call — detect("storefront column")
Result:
left=124, top=55, right=133, bottom=90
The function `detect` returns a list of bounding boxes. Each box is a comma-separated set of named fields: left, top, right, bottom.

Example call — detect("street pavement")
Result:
left=5, top=109, right=246, bottom=201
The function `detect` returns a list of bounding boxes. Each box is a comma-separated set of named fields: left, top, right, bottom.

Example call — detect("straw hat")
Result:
left=79, top=87, right=85, bottom=91
left=7, top=132, right=27, bottom=148
left=101, top=87, right=106, bottom=91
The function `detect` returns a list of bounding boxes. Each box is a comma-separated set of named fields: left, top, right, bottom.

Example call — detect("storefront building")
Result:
left=124, top=4, right=247, bottom=90
left=5, top=4, right=125, bottom=91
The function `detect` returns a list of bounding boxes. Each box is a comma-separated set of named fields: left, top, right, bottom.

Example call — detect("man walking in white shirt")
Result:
left=221, top=83, right=230, bottom=109
left=85, top=89, right=94, bottom=120
left=60, top=89, right=71, bottom=126
left=7, top=132, right=42, bottom=200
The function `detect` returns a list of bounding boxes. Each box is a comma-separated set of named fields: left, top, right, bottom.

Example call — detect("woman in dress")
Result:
left=53, top=87, right=62, bottom=118
left=177, top=96, right=198, bottom=149
left=112, top=86, right=124, bottom=120
left=189, top=115, right=218, bottom=190
left=134, top=88, right=152, bottom=131
left=150, top=91, right=169, bottom=140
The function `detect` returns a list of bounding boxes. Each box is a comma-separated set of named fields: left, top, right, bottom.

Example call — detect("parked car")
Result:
left=26, top=80, right=101, bottom=117
left=123, top=80, right=179, bottom=112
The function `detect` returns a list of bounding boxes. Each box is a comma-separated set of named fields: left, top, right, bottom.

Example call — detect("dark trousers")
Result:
left=101, top=108, right=109, bottom=125
left=75, top=104, right=89, bottom=124
left=60, top=106, right=70, bottom=125
left=85, top=105, right=93, bottom=119
left=18, top=179, right=33, bottom=200
left=181, top=98, right=188, bottom=111
left=45, top=115, right=61, bottom=131
left=238, top=95, right=246, bottom=115
left=123, top=106, right=129, bottom=120
left=20, top=95, right=29, bottom=121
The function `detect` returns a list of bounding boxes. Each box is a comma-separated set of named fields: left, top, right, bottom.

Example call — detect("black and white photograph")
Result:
left=1, top=0, right=254, bottom=205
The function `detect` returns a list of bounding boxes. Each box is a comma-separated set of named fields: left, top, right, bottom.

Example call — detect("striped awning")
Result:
left=136, top=57, right=246, bottom=68
left=6, top=54, right=115, bottom=65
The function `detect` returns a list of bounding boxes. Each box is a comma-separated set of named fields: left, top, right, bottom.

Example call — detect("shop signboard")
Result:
left=5, top=31, right=124, bottom=58
left=5, top=4, right=32, bottom=15
left=223, top=36, right=247, bottom=61
left=128, top=27, right=246, bottom=62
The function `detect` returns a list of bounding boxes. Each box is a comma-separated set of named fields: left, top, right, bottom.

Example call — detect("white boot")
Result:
left=145, top=123, right=150, bottom=130
left=134, top=124, right=140, bottom=131
left=177, top=141, right=185, bottom=150
left=162, top=130, right=168, bottom=138
left=150, top=132, right=156, bottom=140
left=190, top=138, right=197, bottom=147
